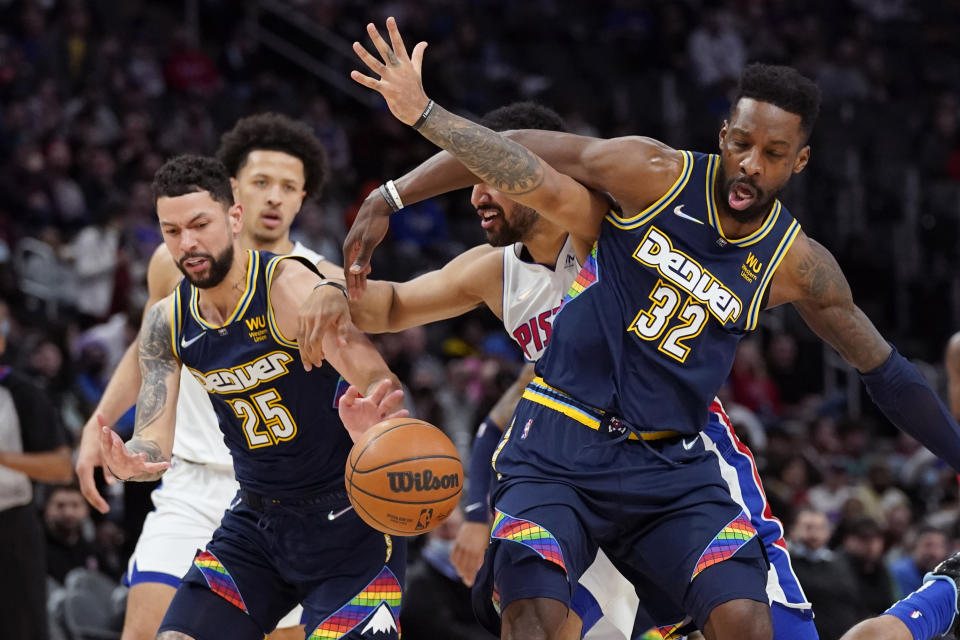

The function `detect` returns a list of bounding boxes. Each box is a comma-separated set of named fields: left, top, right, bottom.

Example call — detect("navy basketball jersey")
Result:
left=171, top=250, right=352, bottom=497
left=537, top=151, right=801, bottom=435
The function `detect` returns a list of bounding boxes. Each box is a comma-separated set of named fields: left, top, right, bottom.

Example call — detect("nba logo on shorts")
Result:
left=521, top=419, right=532, bottom=439
left=910, top=610, right=922, bottom=619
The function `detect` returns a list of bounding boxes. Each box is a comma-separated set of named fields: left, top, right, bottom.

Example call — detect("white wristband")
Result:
left=384, top=180, right=404, bottom=211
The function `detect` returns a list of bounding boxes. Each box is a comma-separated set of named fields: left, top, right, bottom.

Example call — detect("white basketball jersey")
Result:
left=501, top=235, right=581, bottom=362
left=171, top=242, right=325, bottom=465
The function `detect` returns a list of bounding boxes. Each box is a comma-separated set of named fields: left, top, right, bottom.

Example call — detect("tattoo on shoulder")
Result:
left=793, top=238, right=852, bottom=306
left=135, top=303, right=177, bottom=435
left=419, top=104, right=544, bottom=195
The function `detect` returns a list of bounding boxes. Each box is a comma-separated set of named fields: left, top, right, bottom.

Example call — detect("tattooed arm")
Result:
left=770, top=232, right=960, bottom=470
left=769, top=232, right=890, bottom=371
left=350, top=18, right=610, bottom=241
left=99, top=297, right=179, bottom=481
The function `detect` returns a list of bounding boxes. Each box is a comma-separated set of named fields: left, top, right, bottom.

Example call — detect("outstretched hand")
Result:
left=338, top=379, right=408, bottom=441
left=76, top=412, right=116, bottom=513
left=99, top=427, right=170, bottom=481
left=351, top=17, right=430, bottom=127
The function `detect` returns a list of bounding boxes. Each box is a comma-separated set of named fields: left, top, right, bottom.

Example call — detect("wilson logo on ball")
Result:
left=386, top=469, right=460, bottom=493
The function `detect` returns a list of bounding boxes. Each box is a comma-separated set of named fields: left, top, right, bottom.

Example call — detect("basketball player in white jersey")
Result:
left=75, top=113, right=337, bottom=640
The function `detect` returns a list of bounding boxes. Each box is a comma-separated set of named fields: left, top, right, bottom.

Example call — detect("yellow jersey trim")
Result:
left=525, top=377, right=679, bottom=441
left=606, top=150, right=694, bottom=230
left=190, top=251, right=259, bottom=329
left=265, top=255, right=298, bottom=349
left=706, top=155, right=782, bottom=247
left=171, top=289, right=182, bottom=361
left=747, top=220, right=801, bottom=330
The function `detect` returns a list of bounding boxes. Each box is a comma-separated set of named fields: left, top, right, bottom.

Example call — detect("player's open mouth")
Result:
left=183, top=257, right=208, bottom=272
left=261, top=211, right=282, bottom=228
left=478, top=208, right=501, bottom=229
left=728, top=182, right=757, bottom=211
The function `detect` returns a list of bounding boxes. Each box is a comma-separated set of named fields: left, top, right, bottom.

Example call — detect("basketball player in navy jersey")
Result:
left=305, top=101, right=819, bottom=640
left=345, top=18, right=960, bottom=640
left=99, top=154, right=409, bottom=640
left=77, top=113, right=336, bottom=640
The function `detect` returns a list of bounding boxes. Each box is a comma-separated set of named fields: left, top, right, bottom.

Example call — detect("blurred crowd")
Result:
left=2, top=0, right=960, bottom=639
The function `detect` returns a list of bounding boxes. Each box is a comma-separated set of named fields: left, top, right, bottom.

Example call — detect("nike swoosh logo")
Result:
left=673, top=204, right=704, bottom=225
left=180, top=332, right=206, bottom=348
left=682, top=436, right=700, bottom=450
left=328, top=506, right=353, bottom=520
left=516, top=288, right=536, bottom=302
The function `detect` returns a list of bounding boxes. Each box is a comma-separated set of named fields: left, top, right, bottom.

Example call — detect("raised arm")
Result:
left=99, top=298, right=179, bottom=482
left=770, top=233, right=960, bottom=470
left=77, top=243, right=182, bottom=511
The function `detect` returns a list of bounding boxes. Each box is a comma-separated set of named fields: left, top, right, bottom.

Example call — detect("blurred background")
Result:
left=2, top=0, right=960, bottom=638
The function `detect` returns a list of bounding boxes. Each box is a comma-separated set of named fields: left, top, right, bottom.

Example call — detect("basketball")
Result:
left=345, top=417, right=464, bottom=536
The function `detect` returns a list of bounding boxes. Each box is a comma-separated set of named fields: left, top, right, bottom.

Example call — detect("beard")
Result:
left=177, top=243, right=235, bottom=289
left=484, top=203, right=539, bottom=247
left=716, top=163, right=778, bottom=225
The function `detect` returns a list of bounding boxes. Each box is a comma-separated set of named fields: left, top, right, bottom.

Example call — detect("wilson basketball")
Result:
left=345, top=417, right=463, bottom=536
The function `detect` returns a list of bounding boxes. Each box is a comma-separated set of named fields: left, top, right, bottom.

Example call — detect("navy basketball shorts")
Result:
left=473, top=387, right=769, bottom=634
left=159, top=489, right=406, bottom=639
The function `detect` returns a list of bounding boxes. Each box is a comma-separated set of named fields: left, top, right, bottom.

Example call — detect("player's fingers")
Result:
left=308, top=320, right=327, bottom=364
left=366, top=22, right=395, bottom=66
left=340, top=385, right=360, bottom=408
left=77, top=465, right=110, bottom=514
left=380, top=388, right=405, bottom=411
left=385, top=17, right=410, bottom=61
left=102, top=468, right=116, bottom=486
left=352, top=41, right=386, bottom=76
left=142, top=460, right=171, bottom=473
left=350, top=70, right=381, bottom=91
left=384, top=409, right=409, bottom=421
left=411, top=42, right=427, bottom=75
left=367, top=378, right=391, bottom=405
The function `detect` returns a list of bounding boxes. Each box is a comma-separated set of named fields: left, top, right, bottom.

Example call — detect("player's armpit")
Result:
left=776, top=234, right=890, bottom=372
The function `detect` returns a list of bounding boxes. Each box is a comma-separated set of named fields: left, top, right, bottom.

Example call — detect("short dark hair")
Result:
left=480, top=101, right=567, bottom=133
left=152, top=155, right=234, bottom=208
left=734, top=63, right=822, bottom=141
left=216, top=112, right=328, bottom=197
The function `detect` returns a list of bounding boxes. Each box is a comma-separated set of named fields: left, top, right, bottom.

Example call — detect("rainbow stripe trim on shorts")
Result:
left=308, top=566, right=402, bottom=639
left=193, top=550, right=247, bottom=613
left=691, top=510, right=756, bottom=581
left=491, top=510, right=566, bottom=573
left=561, top=243, right=598, bottom=308
left=638, top=620, right=687, bottom=640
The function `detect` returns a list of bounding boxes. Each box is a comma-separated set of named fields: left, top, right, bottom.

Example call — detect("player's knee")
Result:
left=839, top=615, right=910, bottom=640
left=502, top=597, right=569, bottom=640
left=704, top=598, right=772, bottom=640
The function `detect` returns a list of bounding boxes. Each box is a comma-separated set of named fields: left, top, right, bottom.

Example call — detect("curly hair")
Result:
left=152, top=155, right=233, bottom=207
left=480, top=101, right=567, bottom=133
left=216, top=112, right=328, bottom=197
left=734, top=63, right=822, bottom=141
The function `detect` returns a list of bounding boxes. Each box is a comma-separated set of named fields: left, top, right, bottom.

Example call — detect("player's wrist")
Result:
left=377, top=179, right=405, bottom=213
left=314, top=280, right=349, bottom=300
